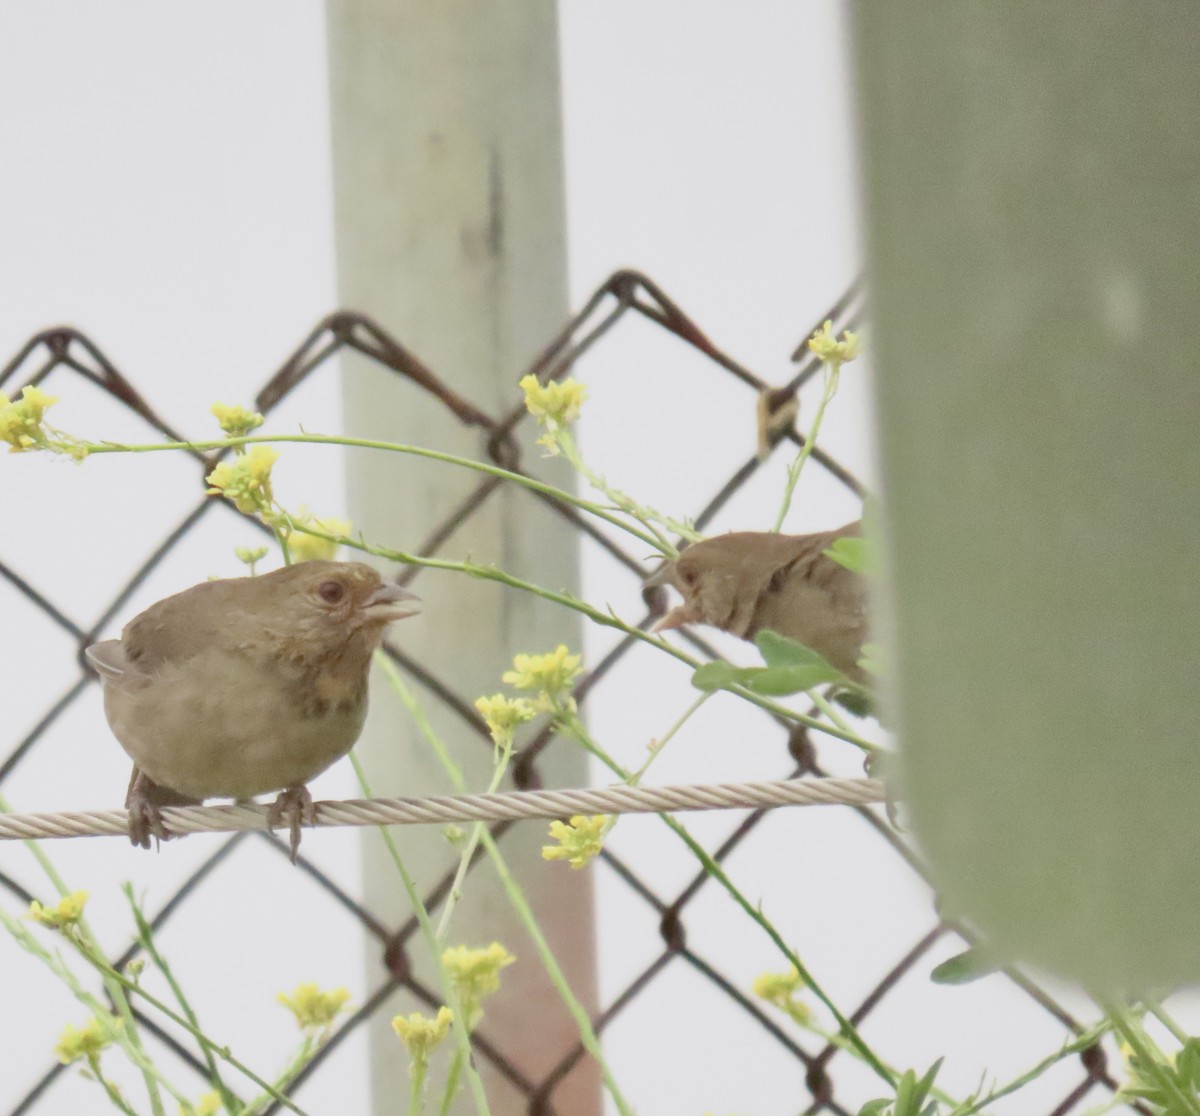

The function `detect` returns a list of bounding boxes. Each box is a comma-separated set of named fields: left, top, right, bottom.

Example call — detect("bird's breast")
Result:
left=102, top=648, right=369, bottom=800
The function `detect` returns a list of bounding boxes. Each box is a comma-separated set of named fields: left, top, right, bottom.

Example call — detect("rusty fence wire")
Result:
left=0, top=271, right=1140, bottom=1116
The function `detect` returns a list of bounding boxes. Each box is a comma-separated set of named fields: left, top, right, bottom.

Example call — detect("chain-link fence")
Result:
left=0, top=272, right=1141, bottom=1116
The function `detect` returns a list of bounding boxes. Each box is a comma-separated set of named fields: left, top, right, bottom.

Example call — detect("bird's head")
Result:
left=253, top=560, right=421, bottom=654
left=647, top=540, right=739, bottom=633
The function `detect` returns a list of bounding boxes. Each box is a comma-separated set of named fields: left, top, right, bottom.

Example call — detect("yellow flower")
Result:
left=542, top=815, right=609, bottom=869
left=288, top=511, right=352, bottom=563
left=0, top=385, right=59, bottom=452
left=501, top=645, right=582, bottom=699
left=210, top=402, right=265, bottom=438
left=391, top=1006, right=453, bottom=1057
left=519, top=374, right=587, bottom=427
left=806, top=320, right=860, bottom=365
left=277, top=983, right=351, bottom=1030
left=474, top=693, right=536, bottom=749
left=442, top=942, right=515, bottom=1027
left=54, top=1016, right=118, bottom=1064
left=29, top=890, right=88, bottom=930
left=206, top=446, right=279, bottom=515
left=189, top=1093, right=223, bottom=1116
left=752, top=967, right=812, bottom=1025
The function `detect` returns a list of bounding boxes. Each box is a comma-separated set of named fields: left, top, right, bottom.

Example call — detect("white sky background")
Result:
left=0, top=3, right=1146, bottom=1115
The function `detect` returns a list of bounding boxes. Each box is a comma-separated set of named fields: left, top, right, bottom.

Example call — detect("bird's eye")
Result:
left=317, top=580, right=346, bottom=604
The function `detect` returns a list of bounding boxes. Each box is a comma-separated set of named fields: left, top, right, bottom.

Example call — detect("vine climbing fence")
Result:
left=0, top=272, right=1143, bottom=1115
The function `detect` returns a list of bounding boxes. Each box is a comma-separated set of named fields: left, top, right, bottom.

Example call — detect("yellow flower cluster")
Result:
left=29, top=890, right=88, bottom=930
left=473, top=693, right=536, bottom=750
left=276, top=983, right=351, bottom=1030
left=288, top=511, right=353, bottom=563
left=502, top=645, right=582, bottom=700
left=518, top=375, right=587, bottom=426
left=210, top=402, right=265, bottom=438
left=391, top=1006, right=453, bottom=1057
left=206, top=446, right=279, bottom=516
left=541, top=815, right=610, bottom=870
left=54, top=1016, right=118, bottom=1064
left=0, top=385, right=58, bottom=452
left=807, top=320, right=860, bottom=365
left=752, top=967, right=812, bottom=1025
left=442, top=942, right=515, bottom=1028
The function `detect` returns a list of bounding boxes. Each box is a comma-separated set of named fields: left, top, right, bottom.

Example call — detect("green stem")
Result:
left=777, top=1014, right=962, bottom=1111
left=952, top=1018, right=1113, bottom=1115
left=378, top=670, right=635, bottom=1116
left=438, top=1054, right=463, bottom=1116
left=0, top=909, right=197, bottom=1112
left=479, top=828, right=636, bottom=1116
left=80, top=425, right=879, bottom=754
left=0, top=795, right=165, bottom=1116
left=435, top=741, right=513, bottom=942
left=80, top=432, right=670, bottom=556
left=75, top=949, right=311, bottom=1116
left=340, top=531, right=874, bottom=753
left=241, top=1036, right=318, bottom=1116
left=348, top=754, right=492, bottom=1116
left=1147, top=998, right=1192, bottom=1046
left=772, top=361, right=840, bottom=533
left=90, top=1054, right=143, bottom=1116
left=273, top=524, right=293, bottom=566
left=808, top=687, right=857, bottom=737
left=123, top=885, right=241, bottom=1114
left=558, top=710, right=895, bottom=1090
left=629, top=692, right=711, bottom=783
left=555, top=429, right=691, bottom=555
left=409, top=1057, right=428, bottom=1116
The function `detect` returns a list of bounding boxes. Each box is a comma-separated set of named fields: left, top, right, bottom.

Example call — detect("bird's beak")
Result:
left=362, top=583, right=422, bottom=622
left=643, top=561, right=676, bottom=590
left=651, top=603, right=701, bottom=633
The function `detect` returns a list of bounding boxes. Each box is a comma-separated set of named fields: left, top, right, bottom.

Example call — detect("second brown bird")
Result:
left=650, top=521, right=868, bottom=682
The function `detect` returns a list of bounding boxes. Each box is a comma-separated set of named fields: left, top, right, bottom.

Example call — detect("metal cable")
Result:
left=0, top=777, right=886, bottom=842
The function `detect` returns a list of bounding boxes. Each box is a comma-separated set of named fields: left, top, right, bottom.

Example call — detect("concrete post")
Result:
left=324, top=3, right=599, bottom=1110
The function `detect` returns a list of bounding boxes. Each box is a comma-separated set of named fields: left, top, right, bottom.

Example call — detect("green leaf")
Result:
left=930, top=949, right=999, bottom=985
left=857, top=1102, right=892, bottom=1116
left=858, top=641, right=889, bottom=678
left=1176, top=1038, right=1200, bottom=1088
left=915, top=1057, right=945, bottom=1097
left=832, top=688, right=874, bottom=718
left=690, top=662, right=743, bottom=691
left=894, top=1069, right=916, bottom=1115
left=824, top=535, right=871, bottom=574
left=755, top=629, right=842, bottom=674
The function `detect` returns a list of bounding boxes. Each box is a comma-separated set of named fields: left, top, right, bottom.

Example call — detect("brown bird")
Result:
left=85, top=561, right=420, bottom=860
left=649, top=521, right=868, bottom=681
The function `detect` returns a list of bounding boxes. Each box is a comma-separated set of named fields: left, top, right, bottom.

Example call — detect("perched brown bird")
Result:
left=649, top=521, right=868, bottom=681
left=85, top=561, right=420, bottom=859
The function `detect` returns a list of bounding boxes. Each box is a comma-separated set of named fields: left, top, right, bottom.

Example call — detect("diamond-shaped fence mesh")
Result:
left=0, top=272, right=1143, bottom=1115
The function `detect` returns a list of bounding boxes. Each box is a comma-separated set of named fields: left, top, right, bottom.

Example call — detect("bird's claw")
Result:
left=125, top=768, right=197, bottom=850
left=268, top=786, right=316, bottom=863
left=127, top=798, right=170, bottom=850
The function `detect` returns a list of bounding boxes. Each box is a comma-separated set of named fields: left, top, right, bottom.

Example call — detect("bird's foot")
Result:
left=125, top=768, right=200, bottom=850
left=268, top=786, right=316, bottom=863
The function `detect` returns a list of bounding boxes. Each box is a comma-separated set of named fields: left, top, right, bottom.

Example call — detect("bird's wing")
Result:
left=785, top=523, right=868, bottom=617
left=119, top=580, right=250, bottom=672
